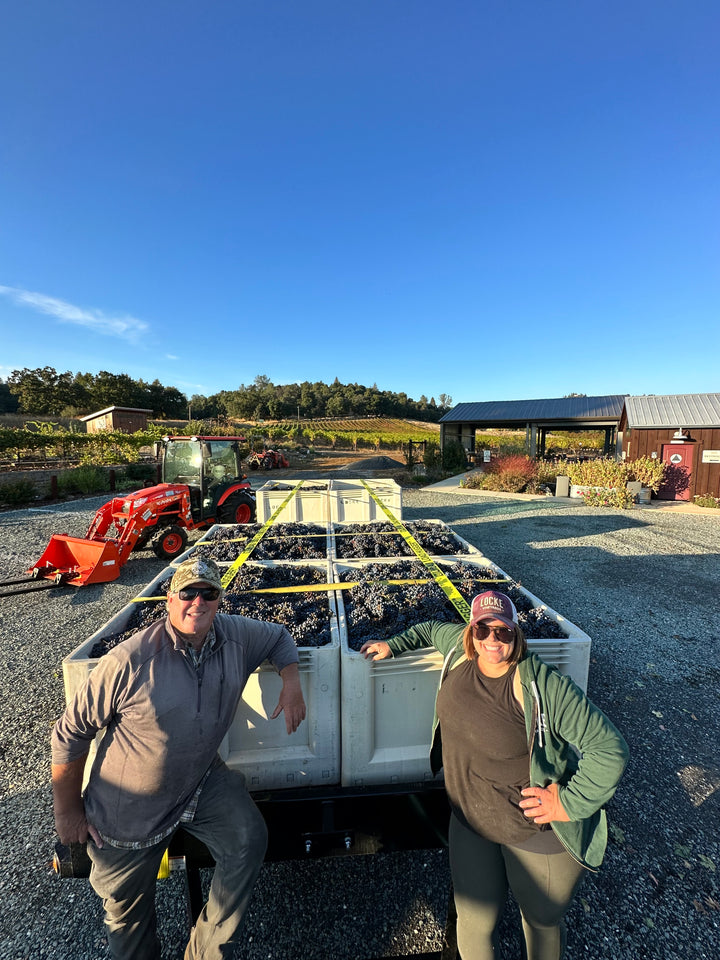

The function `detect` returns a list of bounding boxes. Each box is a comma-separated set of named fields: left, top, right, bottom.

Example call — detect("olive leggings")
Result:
left=449, top=814, right=586, bottom=960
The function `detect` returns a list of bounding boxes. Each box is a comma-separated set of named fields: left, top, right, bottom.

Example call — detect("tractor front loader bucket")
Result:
left=28, top=535, right=123, bottom=587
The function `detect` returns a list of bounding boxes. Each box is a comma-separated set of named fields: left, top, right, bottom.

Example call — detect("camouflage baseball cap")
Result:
left=169, top=557, right=224, bottom=595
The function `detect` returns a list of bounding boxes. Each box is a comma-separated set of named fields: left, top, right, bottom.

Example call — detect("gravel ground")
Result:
left=1, top=488, right=719, bottom=959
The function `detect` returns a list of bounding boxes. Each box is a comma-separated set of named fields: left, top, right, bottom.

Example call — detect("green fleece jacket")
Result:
left=387, top=621, right=629, bottom=871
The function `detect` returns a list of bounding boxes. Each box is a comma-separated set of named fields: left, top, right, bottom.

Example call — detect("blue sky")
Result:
left=1, top=1, right=718, bottom=408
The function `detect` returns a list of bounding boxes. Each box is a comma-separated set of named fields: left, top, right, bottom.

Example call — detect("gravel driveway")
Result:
left=1, top=488, right=718, bottom=959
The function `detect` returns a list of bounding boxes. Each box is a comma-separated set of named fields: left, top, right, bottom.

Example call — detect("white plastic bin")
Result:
left=334, top=554, right=592, bottom=787
left=255, top=480, right=331, bottom=523
left=328, top=479, right=403, bottom=522
left=62, top=560, right=341, bottom=791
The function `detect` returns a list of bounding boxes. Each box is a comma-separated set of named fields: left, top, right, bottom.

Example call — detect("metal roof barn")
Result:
left=618, top=394, right=720, bottom=501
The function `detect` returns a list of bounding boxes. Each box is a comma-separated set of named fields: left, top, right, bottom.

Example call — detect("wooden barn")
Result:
left=80, top=405, right=152, bottom=434
left=618, top=394, right=720, bottom=501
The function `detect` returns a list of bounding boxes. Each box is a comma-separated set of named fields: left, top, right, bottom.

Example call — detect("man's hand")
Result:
left=55, top=808, right=103, bottom=847
left=272, top=664, right=307, bottom=734
left=519, top=782, right=570, bottom=824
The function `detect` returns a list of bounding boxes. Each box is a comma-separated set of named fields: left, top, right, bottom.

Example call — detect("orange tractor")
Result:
left=27, top=436, right=257, bottom=588
left=246, top=449, right=290, bottom=470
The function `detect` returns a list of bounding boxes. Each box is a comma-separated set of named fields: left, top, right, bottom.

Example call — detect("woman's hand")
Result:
left=520, top=782, right=570, bottom=824
left=359, top=641, right=392, bottom=661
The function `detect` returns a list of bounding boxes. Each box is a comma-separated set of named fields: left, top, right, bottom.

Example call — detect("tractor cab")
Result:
left=161, top=437, right=253, bottom=522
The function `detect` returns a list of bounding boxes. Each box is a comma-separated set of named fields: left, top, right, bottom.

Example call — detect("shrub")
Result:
left=581, top=487, right=635, bottom=509
left=0, top=478, right=37, bottom=505
left=460, top=455, right=539, bottom=494
left=536, top=461, right=562, bottom=486
left=57, top=466, right=108, bottom=495
left=392, top=470, right=436, bottom=488
left=487, top=470, right=534, bottom=493
left=442, top=441, right=468, bottom=474
left=423, top=441, right=443, bottom=474
left=123, top=462, right=157, bottom=482
left=626, top=456, right=666, bottom=493
left=487, top=454, right=537, bottom=479
left=459, top=473, right=485, bottom=490
left=559, top=457, right=630, bottom=488
left=693, top=493, right=720, bottom=509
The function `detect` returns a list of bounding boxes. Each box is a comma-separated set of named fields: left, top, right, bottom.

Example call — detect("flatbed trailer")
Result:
left=55, top=781, right=458, bottom=959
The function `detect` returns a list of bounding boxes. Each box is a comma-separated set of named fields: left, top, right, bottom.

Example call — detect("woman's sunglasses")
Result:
left=177, top=586, right=221, bottom=602
left=472, top=622, right=515, bottom=644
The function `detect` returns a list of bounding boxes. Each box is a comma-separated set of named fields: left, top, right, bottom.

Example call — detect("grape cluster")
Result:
left=334, top=520, right=470, bottom=559
left=90, top=566, right=333, bottom=658
left=221, top=591, right=332, bottom=646
left=442, top=561, right=534, bottom=613
left=339, top=559, right=563, bottom=651
left=264, top=482, right=328, bottom=491
left=197, top=522, right=328, bottom=561
left=517, top=608, right=565, bottom=638
left=225, top=562, right=326, bottom=592
left=90, top=578, right=171, bottom=657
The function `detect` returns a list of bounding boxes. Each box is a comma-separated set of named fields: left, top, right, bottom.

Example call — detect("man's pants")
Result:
left=88, top=764, right=268, bottom=960
left=449, top=813, right=586, bottom=960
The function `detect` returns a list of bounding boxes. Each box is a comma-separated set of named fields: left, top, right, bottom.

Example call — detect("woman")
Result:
left=360, top=590, right=628, bottom=960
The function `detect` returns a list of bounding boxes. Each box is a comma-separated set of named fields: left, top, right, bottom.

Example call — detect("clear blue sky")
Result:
left=1, top=1, right=718, bottom=408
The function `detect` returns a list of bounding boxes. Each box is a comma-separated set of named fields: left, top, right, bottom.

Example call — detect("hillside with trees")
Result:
left=2, top=368, right=452, bottom=423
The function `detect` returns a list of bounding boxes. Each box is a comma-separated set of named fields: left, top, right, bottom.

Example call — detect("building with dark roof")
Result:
left=440, top=395, right=627, bottom=459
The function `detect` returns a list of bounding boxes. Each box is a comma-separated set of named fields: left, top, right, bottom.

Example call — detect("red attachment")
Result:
left=28, top=535, right=123, bottom=586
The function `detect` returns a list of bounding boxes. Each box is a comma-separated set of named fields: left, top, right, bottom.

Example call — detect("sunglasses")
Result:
left=472, top=622, right=515, bottom=644
left=177, top=586, right=221, bottom=602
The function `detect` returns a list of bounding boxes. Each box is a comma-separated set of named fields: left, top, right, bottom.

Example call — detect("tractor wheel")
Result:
left=249, top=460, right=259, bottom=470
left=218, top=492, right=256, bottom=525
left=152, top=525, right=188, bottom=560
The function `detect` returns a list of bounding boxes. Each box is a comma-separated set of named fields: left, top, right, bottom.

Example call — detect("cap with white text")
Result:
left=469, top=591, right=518, bottom=630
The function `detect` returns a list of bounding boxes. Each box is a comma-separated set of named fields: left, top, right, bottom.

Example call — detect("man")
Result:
left=52, top=557, right=306, bottom=960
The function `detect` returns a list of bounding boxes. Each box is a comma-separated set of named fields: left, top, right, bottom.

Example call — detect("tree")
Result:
left=438, top=393, right=453, bottom=412
left=0, top=380, right=19, bottom=413
left=326, top=393, right=347, bottom=418
left=7, top=366, right=74, bottom=414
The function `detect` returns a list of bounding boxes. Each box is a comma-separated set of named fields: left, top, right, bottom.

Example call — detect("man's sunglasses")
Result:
left=472, top=623, right=515, bottom=644
left=177, top=586, right=221, bottom=602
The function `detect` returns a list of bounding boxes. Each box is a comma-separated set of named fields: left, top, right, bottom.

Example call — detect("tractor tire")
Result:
left=249, top=460, right=259, bottom=470
left=218, top=492, right=256, bottom=525
left=151, top=524, right=188, bottom=560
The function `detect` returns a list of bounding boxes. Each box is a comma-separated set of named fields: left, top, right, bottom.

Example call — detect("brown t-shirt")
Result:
left=437, top=658, right=562, bottom=852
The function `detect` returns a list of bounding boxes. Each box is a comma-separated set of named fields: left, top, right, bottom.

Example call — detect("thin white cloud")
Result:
left=166, top=353, right=179, bottom=360
left=0, top=285, right=149, bottom=342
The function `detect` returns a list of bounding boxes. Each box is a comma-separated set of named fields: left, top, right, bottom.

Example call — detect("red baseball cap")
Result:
left=469, top=591, right=518, bottom=629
